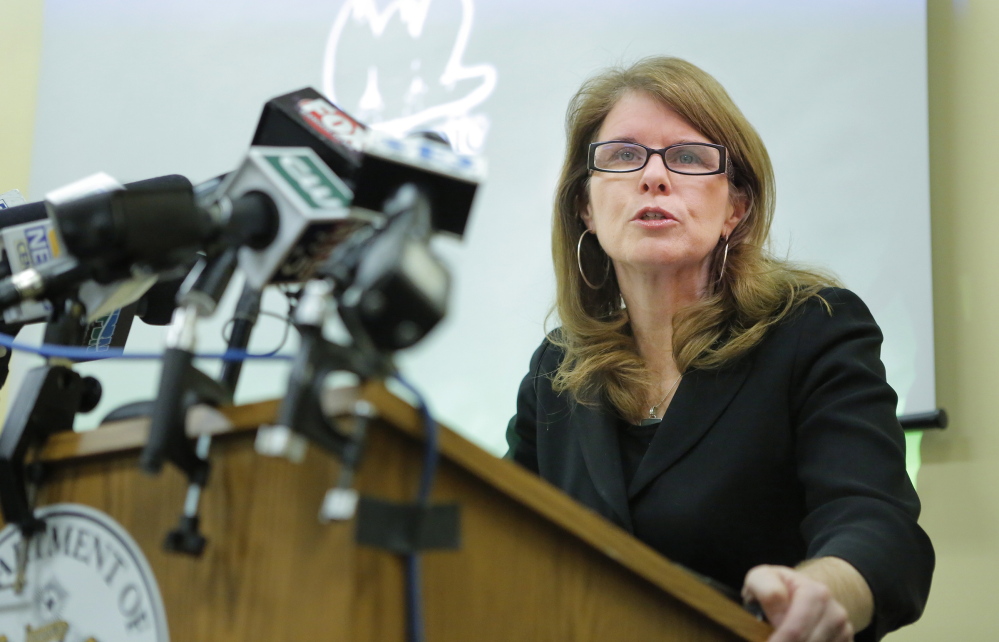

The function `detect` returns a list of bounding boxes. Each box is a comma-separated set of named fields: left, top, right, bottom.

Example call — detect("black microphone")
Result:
left=51, top=173, right=214, bottom=282
left=0, top=189, right=140, bottom=359
left=0, top=174, right=216, bottom=316
left=251, top=87, right=483, bottom=238
left=0, top=174, right=215, bottom=252
left=326, top=183, right=449, bottom=352
left=0, top=174, right=215, bottom=319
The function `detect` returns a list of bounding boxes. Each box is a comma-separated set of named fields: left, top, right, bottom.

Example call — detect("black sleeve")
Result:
left=790, top=289, right=934, bottom=640
left=503, top=338, right=555, bottom=473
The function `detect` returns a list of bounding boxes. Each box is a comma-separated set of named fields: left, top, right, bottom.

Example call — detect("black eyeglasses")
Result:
left=587, top=141, right=727, bottom=175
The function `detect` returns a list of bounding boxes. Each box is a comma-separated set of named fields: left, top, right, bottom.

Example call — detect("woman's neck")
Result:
left=616, top=259, right=710, bottom=378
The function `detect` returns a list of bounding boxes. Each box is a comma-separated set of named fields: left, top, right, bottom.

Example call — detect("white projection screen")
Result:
left=18, top=0, right=933, bottom=455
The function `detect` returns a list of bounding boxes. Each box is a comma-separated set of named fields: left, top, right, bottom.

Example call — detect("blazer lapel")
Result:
left=573, top=400, right=634, bottom=532
left=627, top=357, right=753, bottom=498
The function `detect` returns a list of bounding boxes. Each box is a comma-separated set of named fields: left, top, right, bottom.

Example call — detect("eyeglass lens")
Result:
left=592, top=142, right=721, bottom=173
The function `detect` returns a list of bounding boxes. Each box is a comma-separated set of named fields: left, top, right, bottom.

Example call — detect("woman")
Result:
left=506, top=57, right=933, bottom=642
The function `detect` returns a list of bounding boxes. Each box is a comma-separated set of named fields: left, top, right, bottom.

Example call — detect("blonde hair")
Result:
left=550, top=56, right=836, bottom=421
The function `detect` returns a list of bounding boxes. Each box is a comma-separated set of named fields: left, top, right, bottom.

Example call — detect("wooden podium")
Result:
left=22, top=383, right=771, bottom=641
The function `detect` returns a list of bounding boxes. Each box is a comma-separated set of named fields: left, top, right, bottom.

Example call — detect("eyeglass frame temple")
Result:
left=586, top=141, right=728, bottom=176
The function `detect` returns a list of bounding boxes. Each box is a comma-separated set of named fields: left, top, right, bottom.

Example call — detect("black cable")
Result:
left=220, top=310, right=292, bottom=355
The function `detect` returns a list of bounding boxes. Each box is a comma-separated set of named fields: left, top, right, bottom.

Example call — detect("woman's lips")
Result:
left=632, top=207, right=678, bottom=228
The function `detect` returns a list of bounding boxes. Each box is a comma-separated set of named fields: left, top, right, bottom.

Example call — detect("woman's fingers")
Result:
left=743, top=565, right=794, bottom=628
left=743, top=565, right=854, bottom=642
left=772, top=575, right=852, bottom=642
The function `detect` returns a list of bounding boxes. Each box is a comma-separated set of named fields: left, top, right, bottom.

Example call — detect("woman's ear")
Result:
left=581, top=201, right=594, bottom=233
left=723, top=193, right=748, bottom=239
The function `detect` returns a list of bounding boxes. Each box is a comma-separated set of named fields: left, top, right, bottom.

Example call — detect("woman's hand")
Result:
left=742, top=558, right=873, bottom=642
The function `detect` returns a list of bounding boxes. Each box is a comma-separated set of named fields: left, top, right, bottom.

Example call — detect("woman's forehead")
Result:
left=597, top=91, right=711, bottom=145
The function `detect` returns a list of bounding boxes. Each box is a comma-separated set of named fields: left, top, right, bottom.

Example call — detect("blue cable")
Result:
left=405, top=554, right=424, bottom=642
left=0, top=331, right=294, bottom=362
left=391, top=374, right=438, bottom=642
left=394, top=375, right=439, bottom=504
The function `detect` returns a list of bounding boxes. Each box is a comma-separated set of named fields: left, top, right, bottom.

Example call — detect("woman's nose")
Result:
left=640, top=153, right=672, bottom=194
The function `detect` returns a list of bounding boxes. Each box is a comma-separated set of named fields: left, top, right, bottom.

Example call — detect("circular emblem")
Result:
left=0, top=504, right=169, bottom=641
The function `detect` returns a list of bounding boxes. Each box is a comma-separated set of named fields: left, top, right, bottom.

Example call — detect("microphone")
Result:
left=0, top=173, right=214, bottom=316
left=325, top=183, right=449, bottom=352
left=51, top=172, right=214, bottom=282
left=251, top=87, right=483, bottom=237
left=0, top=190, right=43, bottom=284
left=0, top=189, right=140, bottom=357
left=0, top=215, right=147, bottom=326
left=143, top=146, right=363, bottom=477
left=214, top=145, right=370, bottom=289
left=0, top=173, right=224, bottom=242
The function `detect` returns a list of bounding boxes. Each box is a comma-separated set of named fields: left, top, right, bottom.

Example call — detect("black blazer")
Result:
left=507, top=289, right=933, bottom=641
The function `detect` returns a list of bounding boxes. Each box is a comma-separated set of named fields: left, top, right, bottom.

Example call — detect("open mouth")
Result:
left=635, top=208, right=674, bottom=222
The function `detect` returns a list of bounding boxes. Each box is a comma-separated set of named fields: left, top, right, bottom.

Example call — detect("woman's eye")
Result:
left=594, top=143, right=647, bottom=168
left=665, top=145, right=718, bottom=170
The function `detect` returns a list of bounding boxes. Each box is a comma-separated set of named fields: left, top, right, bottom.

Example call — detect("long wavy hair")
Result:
left=550, top=56, right=837, bottom=421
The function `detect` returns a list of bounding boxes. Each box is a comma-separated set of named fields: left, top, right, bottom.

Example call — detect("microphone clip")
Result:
left=274, top=280, right=392, bottom=458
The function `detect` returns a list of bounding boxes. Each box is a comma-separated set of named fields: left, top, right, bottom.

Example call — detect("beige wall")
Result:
left=897, top=0, right=999, bottom=639
left=0, top=0, right=994, bottom=638
left=0, top=0, right=44, bottom=418
left=0, top=0, right=44, bottom=198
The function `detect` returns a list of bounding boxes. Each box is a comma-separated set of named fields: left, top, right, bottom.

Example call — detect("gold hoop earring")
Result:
left=577, top=230, right=609, bottom=289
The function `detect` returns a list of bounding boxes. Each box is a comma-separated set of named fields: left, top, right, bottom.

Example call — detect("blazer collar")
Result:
left=573, top=400, right=634, bottom=532
left=628, top=356, right=752, bottom=498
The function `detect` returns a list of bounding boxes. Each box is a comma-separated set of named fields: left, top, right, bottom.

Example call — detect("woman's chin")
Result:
left=614, top=253, right=709, bottom=276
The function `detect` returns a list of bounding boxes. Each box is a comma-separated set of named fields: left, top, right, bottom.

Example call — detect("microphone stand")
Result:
left=264, top=183, right=445, bottom=518
left=218, top=282, right=261, bottom=392
left=140, top=249, right=237, bottom=556
left=171, top=282, right=262, bottom=555
left=0, top=296, right=102, bottom=592
left=135, top=188, right=278, bottom=556
left=256, top=279, right=386, bottom=524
